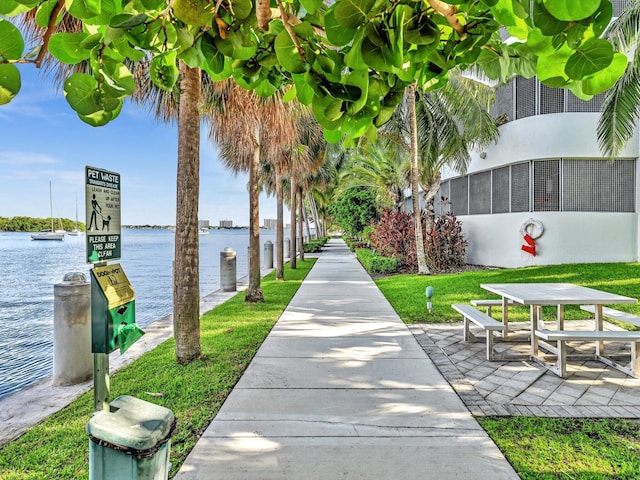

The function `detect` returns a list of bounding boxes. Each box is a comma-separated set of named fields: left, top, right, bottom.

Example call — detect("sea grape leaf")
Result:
left=200, top=35, right=225, bottom=73
left=581, top=52, right=628, bottom=95
left=325, top=7, right=355, bottom=46
left=65, top=0, right=102, bottom=19
left=274, top=30, right=306, bottom=74
left=543, top=0, right=601, bottom=22
left=565, top=38, right=613, bottom=80
left=49, top=32, right=90, bottom=64
left=0, top=19, right=24, bottom=60
left=334, top=0, right=375, bottom=29
left=64, top=73, right=103, bottom=115
left=0, top=63, right=20, bottom=105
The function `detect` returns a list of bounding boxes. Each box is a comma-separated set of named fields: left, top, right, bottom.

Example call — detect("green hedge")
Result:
left=304, top=236, right=330, bottom=253
left=355, top=248, right=397, bottom=274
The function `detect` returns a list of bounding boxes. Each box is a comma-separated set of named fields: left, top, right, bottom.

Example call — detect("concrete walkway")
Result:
left=176, top=239, right=518, bottom=479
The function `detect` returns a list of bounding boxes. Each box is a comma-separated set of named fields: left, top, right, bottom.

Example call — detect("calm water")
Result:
left=0, top=228, right=277, bottom=399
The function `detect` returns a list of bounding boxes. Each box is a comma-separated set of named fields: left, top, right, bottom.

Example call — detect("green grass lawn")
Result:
left=375, top=262, right=640, bottom=480
left=0, top=259, right=315, bottom=480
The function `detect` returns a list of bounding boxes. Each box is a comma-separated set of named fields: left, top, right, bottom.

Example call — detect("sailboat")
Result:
left=31, top=182, right=65, bottom=241
left=68, top=195, right=84, bottom=236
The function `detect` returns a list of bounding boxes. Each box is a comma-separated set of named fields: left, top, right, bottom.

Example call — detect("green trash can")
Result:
left=87, top=395, right=176, bottom=480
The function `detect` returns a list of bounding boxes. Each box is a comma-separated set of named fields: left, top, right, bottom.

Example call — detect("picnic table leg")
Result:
left=557, top=340, right=567, bottom=377
left=556, top=304, right=564, bottom=355
left=557, top=304, right=564, bottom=330
left=531, top=304, right=539, bottom=357
left=595, top=304, right=604, bottom=355
left=502, top=296, right=509, bottom=339
left=632, top=341, right=640, bottom=378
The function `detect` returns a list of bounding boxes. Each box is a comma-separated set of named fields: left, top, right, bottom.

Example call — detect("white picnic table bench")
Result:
left=451, top=303, right=506, bottom=361
left=461, top=284, right=640, bottom=378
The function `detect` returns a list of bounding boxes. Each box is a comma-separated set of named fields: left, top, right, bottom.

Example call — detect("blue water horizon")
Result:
left=0, top=228, right=278, bottom=399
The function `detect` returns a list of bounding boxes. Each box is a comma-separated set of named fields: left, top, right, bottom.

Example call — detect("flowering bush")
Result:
left=369, top=209, right=467, bottom=273
left=426, top=212, right=468, bottom=272
left=368, top=209, right=416, bottom=269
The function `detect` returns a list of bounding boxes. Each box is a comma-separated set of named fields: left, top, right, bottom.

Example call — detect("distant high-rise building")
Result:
left=263, top=218, right=277, bottom=230
left=198, top=219, right=210, bottom=228
left=219, top=220, right=233, bottom=228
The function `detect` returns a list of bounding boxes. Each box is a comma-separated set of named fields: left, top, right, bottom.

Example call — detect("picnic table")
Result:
left=479, top=283, right=639, bottom=377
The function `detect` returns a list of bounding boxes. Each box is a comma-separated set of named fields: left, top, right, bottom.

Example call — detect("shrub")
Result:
left=368, top=208, right=468, bottom=273
left=329, top=187, right=379, bottom=237
left=368, top=209, right=416, bottom=269
left=303, top=237, right=330, bottom=253
left=425, top=212, right=467, bottom=272
left=355, top=248, right=397, bottom=274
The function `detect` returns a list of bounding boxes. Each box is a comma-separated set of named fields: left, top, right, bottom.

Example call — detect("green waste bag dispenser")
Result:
left=90, top=264, right=144, bottom=355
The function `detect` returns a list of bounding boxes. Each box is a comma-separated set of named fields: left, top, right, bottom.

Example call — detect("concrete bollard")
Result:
left=264, top=241, right=274, bottom=269
left=220, top=248, right=237, bottom=292
left=284, top=238, right=290, bottom=259
left=53, top=272, right=92, bottom=386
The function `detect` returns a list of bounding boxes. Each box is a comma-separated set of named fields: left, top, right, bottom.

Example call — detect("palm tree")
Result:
left=336, top=139, right=410, bottom=211
left=597, top=2, right=640, bottom=159
left=387, top=73, right=499, bottom=274
left=290, top=113, right=327, bottom=261
left=173, top=62, right=202, bottom=362
left=205, top=80, right=294, bottom=301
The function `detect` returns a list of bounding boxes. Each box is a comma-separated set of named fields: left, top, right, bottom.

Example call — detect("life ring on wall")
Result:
left=520, top=218, right=544, bottom=240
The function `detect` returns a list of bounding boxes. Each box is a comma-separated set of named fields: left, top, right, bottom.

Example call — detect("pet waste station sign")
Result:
left=86, top=166, right=121, bottom=263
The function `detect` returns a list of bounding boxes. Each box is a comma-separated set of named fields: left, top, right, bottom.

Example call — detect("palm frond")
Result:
left=597, top=60, right=640, bottom=159
left=605, top=1, right=640, bottom=53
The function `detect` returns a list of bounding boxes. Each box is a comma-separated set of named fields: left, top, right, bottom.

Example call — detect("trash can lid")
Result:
left=86, top=395, right=175, bottom=453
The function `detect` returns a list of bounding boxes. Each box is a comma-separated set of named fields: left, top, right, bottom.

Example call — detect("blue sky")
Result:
left=0, top=66, right=284, bottom=227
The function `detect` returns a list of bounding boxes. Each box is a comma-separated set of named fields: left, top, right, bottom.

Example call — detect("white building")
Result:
left=438, top=1, right=638, bottom=268
left=263, top=218, right=277, bottom=230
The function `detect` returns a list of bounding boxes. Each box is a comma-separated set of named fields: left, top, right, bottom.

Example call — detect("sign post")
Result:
left=85, top=166, right=145, bottom=411
left=85, top=166, right=121, bottom=263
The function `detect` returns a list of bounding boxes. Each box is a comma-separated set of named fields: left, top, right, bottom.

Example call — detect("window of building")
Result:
left=511, top=162, right=530, bottom=212
left=539, top=84, right=564, bottom=114
left=470, top=171, right=492, bottom=214
left=450, top=177, right=469, bottom=216
left=533, top=159, right=560, bottom=211
left=492, top=166, right=510, bottom=213
left=563, top=159, right=635, bottom=212
left=516, top=77, right=536, bottom=119
left=435, top=180, right=450, bottom=215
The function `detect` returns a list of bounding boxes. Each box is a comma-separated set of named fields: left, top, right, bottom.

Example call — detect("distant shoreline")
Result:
left=124, top=225, right=253, bottom=230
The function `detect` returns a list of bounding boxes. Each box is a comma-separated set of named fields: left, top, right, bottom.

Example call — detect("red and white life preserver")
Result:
left=520, top=218, right=544, bottom=240
left=520, top=219, right=544, bottom=256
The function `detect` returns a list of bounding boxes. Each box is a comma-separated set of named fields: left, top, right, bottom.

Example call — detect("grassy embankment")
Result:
left=375, top=262, right=640, bottom=480
left=0, top=259, right=315, bottom=479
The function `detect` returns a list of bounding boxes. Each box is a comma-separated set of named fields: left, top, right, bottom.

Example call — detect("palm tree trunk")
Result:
left=173, top=62, right=202, bottom=364
left=246, top=127, right=264, bottom=302
left=408, top=82, right=430, bottom=275
left=276, top=170, right=284, bottom=280
left=289, top=178, right=297, bottom=269
left=302, top=195, right=311, bottom=241
left=423, top=173, right=441, bottom=238
left=298, top=186, right=305, bottom=261
left=309, top=194, right=321, bottom=239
